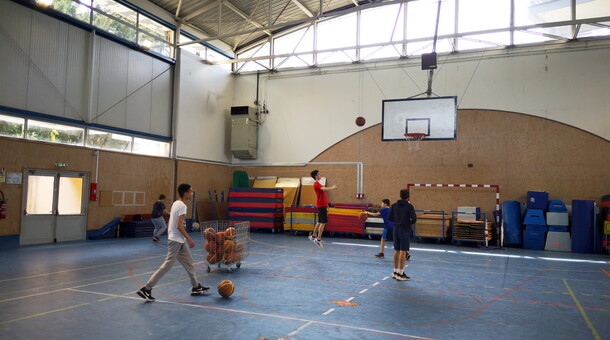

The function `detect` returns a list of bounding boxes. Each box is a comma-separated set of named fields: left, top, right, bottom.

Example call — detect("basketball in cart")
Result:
left=201, top=220, right=250, bottom=272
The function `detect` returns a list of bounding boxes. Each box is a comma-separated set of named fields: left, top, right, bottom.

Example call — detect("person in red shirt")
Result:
left=308, top=170, right=337, bottom=248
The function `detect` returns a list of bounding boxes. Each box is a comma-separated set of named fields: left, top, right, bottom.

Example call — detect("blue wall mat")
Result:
left=502, top=201, right=522, bottom=246
left=88, top=218, right=120, bottom=240
left=571, top=200, right=595, bottom=254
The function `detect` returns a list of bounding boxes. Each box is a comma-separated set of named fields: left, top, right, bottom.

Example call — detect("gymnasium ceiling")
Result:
left=145, top=0, right=384, bottom=54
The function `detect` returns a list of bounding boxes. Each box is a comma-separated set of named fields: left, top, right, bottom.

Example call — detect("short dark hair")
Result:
left=400, top=189, right=410, bottom=200
left=177, top=184, right=191, bottom=198
left=158, top=194, right=166, bottom=200
left=310, top=170, right=319, bottom=179
left=382, top=199, right=390, bottom=206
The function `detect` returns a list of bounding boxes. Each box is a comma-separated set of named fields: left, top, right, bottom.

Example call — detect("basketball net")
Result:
left=404, top=133, right=425, bottom=150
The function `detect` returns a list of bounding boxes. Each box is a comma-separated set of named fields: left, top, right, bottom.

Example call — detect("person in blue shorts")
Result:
left=366, top=199, right=393, bottom=258
left=389, top=189, right=416, bottom=281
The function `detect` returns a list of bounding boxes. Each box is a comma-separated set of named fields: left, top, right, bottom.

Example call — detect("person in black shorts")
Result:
left=308, top=170, right=337, bottom=248
left=389, top=189, right=416, bottom=281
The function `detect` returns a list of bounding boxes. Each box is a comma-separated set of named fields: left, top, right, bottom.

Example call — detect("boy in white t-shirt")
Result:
left=137, top=184, right=208, bottom=302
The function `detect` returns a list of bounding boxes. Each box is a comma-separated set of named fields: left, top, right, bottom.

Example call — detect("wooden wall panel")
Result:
left=239, top=110, right=610, bottom=220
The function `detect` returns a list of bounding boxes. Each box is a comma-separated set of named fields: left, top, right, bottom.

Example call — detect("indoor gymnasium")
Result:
left=1, top=0, right=609, bottom=339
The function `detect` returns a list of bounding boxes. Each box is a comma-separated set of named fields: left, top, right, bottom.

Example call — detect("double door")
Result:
left=21, top=169, right=88, bottom=245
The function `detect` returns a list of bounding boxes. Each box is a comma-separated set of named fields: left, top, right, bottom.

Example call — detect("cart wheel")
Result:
left=227, top=267, right=232, bottom=272
left=293, top=231, right=298, bottom=236
left=206, top=265, right=211, bottom=273
left=368, top=235, right=372, bottom=240
left=236, top=262, right=241, bottom=268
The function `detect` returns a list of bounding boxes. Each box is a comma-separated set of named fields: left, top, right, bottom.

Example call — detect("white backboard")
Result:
left=382, top=96, right=457, bottom=141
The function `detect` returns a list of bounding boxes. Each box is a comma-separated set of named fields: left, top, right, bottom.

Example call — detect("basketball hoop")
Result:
left=404, top=133, right=426, bottom=150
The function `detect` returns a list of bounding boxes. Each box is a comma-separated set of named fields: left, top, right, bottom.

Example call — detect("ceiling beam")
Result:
left=224, top=1, right=273, bottom=36
left=291, top=0, right=314, bottom=17
left=180, top=0, right=217, bottom=23
left=181, top=0, right=411, bottom=46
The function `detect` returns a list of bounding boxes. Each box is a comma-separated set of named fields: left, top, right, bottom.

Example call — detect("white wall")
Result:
left=231, top=44, right=610, bottom=164
left=174, top=50, right=234, bottom=162
left=0, top=1, right=173, bottom=137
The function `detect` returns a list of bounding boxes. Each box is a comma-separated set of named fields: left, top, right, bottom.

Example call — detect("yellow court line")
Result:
left=562, top=279, right=601, bottom=340
left=0, top=303, right=91, bottom=325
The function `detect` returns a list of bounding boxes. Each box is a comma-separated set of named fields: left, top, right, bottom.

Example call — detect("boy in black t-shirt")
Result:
left=389, top=189, right=417, bottom=281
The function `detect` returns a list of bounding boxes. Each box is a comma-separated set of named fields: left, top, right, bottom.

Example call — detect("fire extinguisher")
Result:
left=90, top=183, right=97, bottom=201
left=0, top=191, right=7, bottom=219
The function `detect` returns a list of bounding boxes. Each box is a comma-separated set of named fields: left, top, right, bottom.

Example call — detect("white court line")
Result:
left=0, top=255, right=166, bottom=283
left=359, top=289, right=368, bottom=294
left=331, top=242, right=610, bottom=264
left=17, top=287, right=435, bottom=340
left=346, top=297, right=355, bottom=302
left=322, top=308, right=335, bottom=315
left=372, top=282, right=380, bottom=286
left=331, top=242, right=378, bottom=248
left=287, top=321, right=313, bottom=337
left=382, top=276, right=390, bottom=280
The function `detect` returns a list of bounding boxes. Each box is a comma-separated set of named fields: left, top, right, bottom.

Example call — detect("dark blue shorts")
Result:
left=382, top=228, right=393, bottom=239
left=393, top=228, right=411, bottom=251
left=317, top=207, right=328, bottom=224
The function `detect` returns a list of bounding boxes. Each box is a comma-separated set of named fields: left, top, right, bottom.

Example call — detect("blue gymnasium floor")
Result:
left=0, top=232, right=609, bottom=340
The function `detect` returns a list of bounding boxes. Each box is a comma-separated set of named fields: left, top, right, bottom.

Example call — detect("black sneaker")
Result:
left=152, top=236, right=160, bottom=243
left=137, top=287, right=155, bottom=302
left=191, top=284, right=210, bottom=296
left=392, top=272, right=399, bottom=279
left=397, top=273, right=410, bottom=281
left=374, top=253, right=384, bottom=258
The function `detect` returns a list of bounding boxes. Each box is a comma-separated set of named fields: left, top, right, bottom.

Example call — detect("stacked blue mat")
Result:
left=228, top=187, right=284, bottom=231
left=522, top=191, right=548, bottom=250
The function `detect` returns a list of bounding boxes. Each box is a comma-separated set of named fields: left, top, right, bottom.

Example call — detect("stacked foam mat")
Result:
left=327, top=203, right=370, bottom=235
left=228, top=188, right=284, bottom=231
left=522, top=191, right=548, bottom=250
left=545, top=200, right=571, bottom=252
left=285, top=206, right=316, bottom=232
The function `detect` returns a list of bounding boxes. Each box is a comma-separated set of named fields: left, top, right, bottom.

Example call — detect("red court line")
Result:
left=602, top=269, right=610, bottom=277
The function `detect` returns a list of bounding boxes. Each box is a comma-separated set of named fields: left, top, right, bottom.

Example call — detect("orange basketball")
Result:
left=218, top=280, right=234, bottom=297
left=206, top=252, right=218, bottom=264
left=358, top=211, right=368, bottom=222
left=233, top=251, right=243, bottom=262
left=216, top=231, right=226, bottom=245
left=234, top=240, right=244, bottom=253
left=225, top=227, right=236, bottom=240
left=222, top=251, right=235, bottom=264
left=223, top=239, right=235, bottom=253
left=204, top=241, right=217, bottom=253
left=203, top=228, right=216, bottom=241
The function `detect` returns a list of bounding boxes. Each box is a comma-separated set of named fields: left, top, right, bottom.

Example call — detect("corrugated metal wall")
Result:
left=0, top=1, right=172, bottom=138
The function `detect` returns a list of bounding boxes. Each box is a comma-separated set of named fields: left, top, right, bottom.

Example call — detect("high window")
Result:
left=236, top=0, right=610, bottom=73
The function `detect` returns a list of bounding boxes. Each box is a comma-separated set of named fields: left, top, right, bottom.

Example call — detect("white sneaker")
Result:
left=314, top=239, right=323, bottom=248
left=308, top=234, right=315, bottom=242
